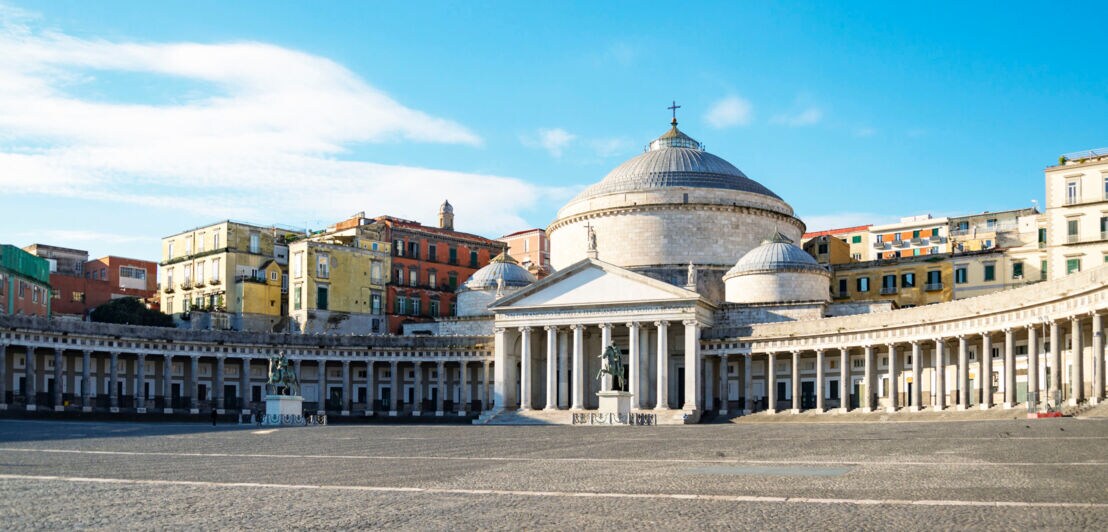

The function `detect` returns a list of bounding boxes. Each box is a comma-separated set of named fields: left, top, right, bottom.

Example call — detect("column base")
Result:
left=815, top=405, right=825, bottom=413
left=136, top=408, right=147, bottom=414
left=164, top=408, right=174, bottom=414
left=956, top=405, right=967, bottom=411
left=742, top=409, right=752, bottom=415
left=1091, top=397, right=1102, bottom=405
left=543, top=406, right=559, bottom=412
left=82, top=406, right=93, bottom=413
left=364, top=410, right=374, bottom=416
left=839, top=407, right=849, bottom=414
left=435, top=411, right=444, bottom=416
left=1003, top=402, right=1015, bottom=409
left=979, top=404, right=991, bottom=410
left=1069, top=398, right=1081, bottom=407
left=341, top=410, right=350, bottom=416
left=457, top=410, right=467, bottom=416
left=413, top=411, right=422, bottom=416
left=908, top=406, right=920, bottom=413
left=54, top=405, right=64, bottom=412
left=861, top=407, right=872, bottom=413
left=719, top=409, right=728, bottom=416
left=389, top=410, right=398, bottom=416
left=188, top=408, right=199, bottom=414
left=886, top=406, right=897, bottom=413
left=789, top=408, right=800, bottom=414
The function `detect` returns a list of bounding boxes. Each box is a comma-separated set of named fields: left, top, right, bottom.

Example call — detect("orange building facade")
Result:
left=498, top=228, right=551, bottom=277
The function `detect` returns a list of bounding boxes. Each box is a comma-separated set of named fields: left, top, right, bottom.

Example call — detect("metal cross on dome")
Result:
left=668, top=100, right=681, bottom=121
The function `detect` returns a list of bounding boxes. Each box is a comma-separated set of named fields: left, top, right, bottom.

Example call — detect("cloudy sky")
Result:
left=1, top=1, right=1106, bottom=261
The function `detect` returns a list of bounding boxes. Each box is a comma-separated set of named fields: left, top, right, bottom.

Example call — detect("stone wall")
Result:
left=705, top=302, right=826, bottom=339
left=289, top=309, right=385, bottom=335
left=724, top=271, right=830, bottom=304
left=824, top=301, right=893, bottom=317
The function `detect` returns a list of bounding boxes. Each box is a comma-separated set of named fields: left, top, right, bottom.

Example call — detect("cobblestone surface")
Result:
left=1, top=418, right=1106, bottom=529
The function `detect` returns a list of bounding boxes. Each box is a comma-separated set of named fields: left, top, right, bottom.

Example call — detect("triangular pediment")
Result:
left=490, top=259, right=700, bottom=310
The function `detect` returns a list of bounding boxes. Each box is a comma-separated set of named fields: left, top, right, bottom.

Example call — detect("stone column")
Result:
left=1093, top=313, right=1105, bottom=405
left=0, top=344, right=7, bottom=409
left=413, top=361, right=424, bottom=415
left=1003, top=329, right=1016, bottom=409
left=520, top=327, right=533, bottom=409
left=366, top=360, right=376, bottom=414
left=766, top=352, right=777, bottom=414
left=483, top=359, right=492, bottom=409
left=1027, top=325, right=1039, bottom=410
left=188, top=355, right=199, bottom=413
left=814, top=349, right=825, bottom=412
left=213, top=356, right=224, bottom=412
left=704, top=354, right=715, bottom=412
left=597, top=323, right=613, bottom=392
left=163, top=354, right=174, bottom=413
left=719, top=353, right=730, bottom=415
left=934, top=339, right=945, bottom=410
left=53, top=348, right=64, bottom=410
left=136, top=353, right=147, bottom=411
left=1049, top=320, right=1061, bottom=403
left=493, top=328, right=510, bottom=409
left=862, top=345, right=874, bottom=413
left=317, top=359, right=327, bottom=413
left=459, top=361, right=470, bottom=414
left=956, top=336, right=969, bottom=410
left=109, top=351, right=120, bottom=410
left=390, top=360, right=400, bottom=414
left=558, top=329, right=569, bottom=409
left=790, top=351, right=800, bottom=414
left=839, top=347, right=849, bottom=413
left=654, top=321, right=669, bottom=410
left=910, top=341, right=922, bottom=412
left=1071, top=316, right=1084, bottom=405
left=239, top=357, right=249, bottom=413
left=81, top=350, right=92, bottom=411
left=980, top=333, right=992, bottom=409
left=341, top=359, right=351, bottom=414
left=682, top=320, right=700, bottom=412
left=545, top=326, right=558, bottom=410
left=886, top=345, right=898, bottom=413
left=743, top=354, right=753, bottom=414
left=628, top=322, right=641, bottom=405
left=571, top=325, right=585, bottom=410
left=436, top=360, right=445, bottom=415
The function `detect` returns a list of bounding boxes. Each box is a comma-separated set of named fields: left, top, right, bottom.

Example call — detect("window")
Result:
left=448, top=271, right=458, bottom=290
left=395, top=268, right=404, bottom=285
left=185, top=237, right=192, bottom=255
left=1038, top=228, right=1047, bottom=244
left=1066, top=180, right=1078, bottom=205
left=448, top=247, right=458, bottom=264
left=316, top=285, right=329, bottom=310
left=523, top=240, right=530, bottom=253
left=1104, top=175, right=1108, bottom=200
left=1041, top=259, right=1048, bottom=280
left=167, top=242, right=175, bottom=258
left=316, top=254, right=330, bottom=278
left=838, top=278, right=848, bottom=296
left=851, top=235, right=862, bottom=244
left=428, top=271, right=437, bottom=287
left=411, top=298, right=420, bottom=316
left=852, top=253, right=862, bottom=260
left=394, top=239, right=404, bottom=256
left=1066, top=258, right=1081, bottom=274
left=429, top=299, right=439, bottom=317
left=270, top=270, right=278, bottom=281
left=992, top=347, right=1001, bottom=359
left=901, top=272, right=915, bottom=288
left=931, top=228, right=940, bottom=237
left=856, top=277, right=870, bottom=292
left=893, top=233, right=902, bottom=242
left=293, top=284, right=302, bottom=310
left=930, top=246, right=939, bottom=254
left=394, top=296, right=402, bottom=314
left=120, top=266, right=147, bottom=280
left=986, top=218, right=997, bottom=229
left=1067, top=219, right=1079, bottom=238
left=292, top=252, right=303, bottom=278
left=912, top=229, right=920, bottom=238
left=371, top=294, right=381, bottom=314
left=881, top=274, right=896, bottom=289
left=213, top=232, right=220, bottom=249
left=211, top=258, right=221, bottom=282
left=817, top=243, right=828, bottom=254
left=469, top=250, right=479, bottom=267
left=32, top=286, right=39, bottom=303
left=428, top=243, right=437, bottom=262
left=371, top=262, right=382, bottom=284
left=955, top=267, right=967, bottom=284
left=249, top=232, right=260, bottom=254
left=852, top=359, right=864, bottom=369
left=408, top=241, right=420, bottom=259
left=166, top=268, right=174, bottom=287
left=1101, top=216, right=1108, bottom=238
left=1012, top=262, right=1023, bottom=279
left=71, top=291, right=84, bottom=302
left=983, top=264, right=995, bottom=282
left=409, top=268, right=418, bottom=287
left=450, top=301, right=457, bottom=316
left=197, top=233, right=205, bottom=253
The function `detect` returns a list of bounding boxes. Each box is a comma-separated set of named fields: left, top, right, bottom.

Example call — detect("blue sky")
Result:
left=1, top=1, right=1106, bottom=262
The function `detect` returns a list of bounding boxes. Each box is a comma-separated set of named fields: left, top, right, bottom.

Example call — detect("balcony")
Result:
left=924, top=282, right=943, bottom=292
left=181, top=280, right=193, bottom=290
left=234, top=274, right=267, bottom=284
left=894, top=240, right=909, bottom=248
left=1067, top=234, right=1080, bottom=244
left=910, top=237, right=923, bottom=245
left=872, top=241, right=890, bottom=250
left=879, top=287, right=897, bottom=295
left=209, top=278, right=221, bottom=286
left=1038, top=241, right=1046, bottom=249
left=164, top=286, right=175, bottom=293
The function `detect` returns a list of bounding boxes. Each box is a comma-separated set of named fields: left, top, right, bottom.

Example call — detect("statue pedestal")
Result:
left=597, top=391, right=632, bottom=416
left=262, top=395, right=305, bottom=426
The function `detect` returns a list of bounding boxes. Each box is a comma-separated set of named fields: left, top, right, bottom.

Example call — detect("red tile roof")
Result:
left=803, top=224, right=872, bottom=239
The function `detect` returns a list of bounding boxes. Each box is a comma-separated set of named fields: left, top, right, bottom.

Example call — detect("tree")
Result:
left=89, top=297, right=175, bottom=328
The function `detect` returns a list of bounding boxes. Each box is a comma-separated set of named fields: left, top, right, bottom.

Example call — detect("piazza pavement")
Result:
left=1, top=409, right=1107, bottom=530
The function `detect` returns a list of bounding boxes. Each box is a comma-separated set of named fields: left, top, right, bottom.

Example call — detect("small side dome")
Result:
left=459, top=252, right=536, bottom=292
left=723, top=231, right=830, bottom=304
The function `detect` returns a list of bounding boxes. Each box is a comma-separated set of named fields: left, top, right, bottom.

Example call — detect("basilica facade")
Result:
left=0, top=121, right=1106, bottom=424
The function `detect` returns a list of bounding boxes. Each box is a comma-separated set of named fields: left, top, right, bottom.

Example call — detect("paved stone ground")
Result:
left=1, top=417, right=1106, bottom=529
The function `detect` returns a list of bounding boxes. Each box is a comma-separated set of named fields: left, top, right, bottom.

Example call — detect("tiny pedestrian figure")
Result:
left=210, top=407, right=218, bottom=426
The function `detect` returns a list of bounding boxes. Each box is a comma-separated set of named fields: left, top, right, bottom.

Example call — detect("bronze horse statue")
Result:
left=266, top=352, right=301, bottom=396
left=596, top=343, right=626, bottom=390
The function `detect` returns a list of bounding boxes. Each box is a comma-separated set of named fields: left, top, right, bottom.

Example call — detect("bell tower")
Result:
left=438, top=199, right=454, bottom=231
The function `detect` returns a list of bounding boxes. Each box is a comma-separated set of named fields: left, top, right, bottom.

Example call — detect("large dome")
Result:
left=570, top=124, right=781, bottom=204
left=724, top=231, right=827, bottom=278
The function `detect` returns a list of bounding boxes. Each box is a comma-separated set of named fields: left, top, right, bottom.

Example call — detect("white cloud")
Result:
left=771, top=106, right=823, bottom=127
left=704, top=95, right=753, bottom=129
left=0, top=9, right=565, bottom=238
left=521, top=128, right=576, bottom=158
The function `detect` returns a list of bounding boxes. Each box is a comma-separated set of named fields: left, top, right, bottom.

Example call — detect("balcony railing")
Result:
left=879, top=287, right=898, bottom=295
left=209, top=278, right=221, bottom=286
left=1038, top=241, right=1046, bottom=249
left=181, top=280, right=192, bottom=290
left=234, top=275, right=267, bottom=284
left=164, top=286, right=175, bottom=293
left=894, top=240, right=909, bottom=248
left=1067, top=234, right=1080, bottom=244
left=910, top=237, right=923, bottom=245
left=924, top=282, right=943, bottom=292
left=872, top=242, right=890, bottom=250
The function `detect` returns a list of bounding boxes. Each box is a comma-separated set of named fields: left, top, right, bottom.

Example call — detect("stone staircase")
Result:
left=473, top=408, right=569, bottom=425
left=1063, top=400, right=1098, bottom=418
